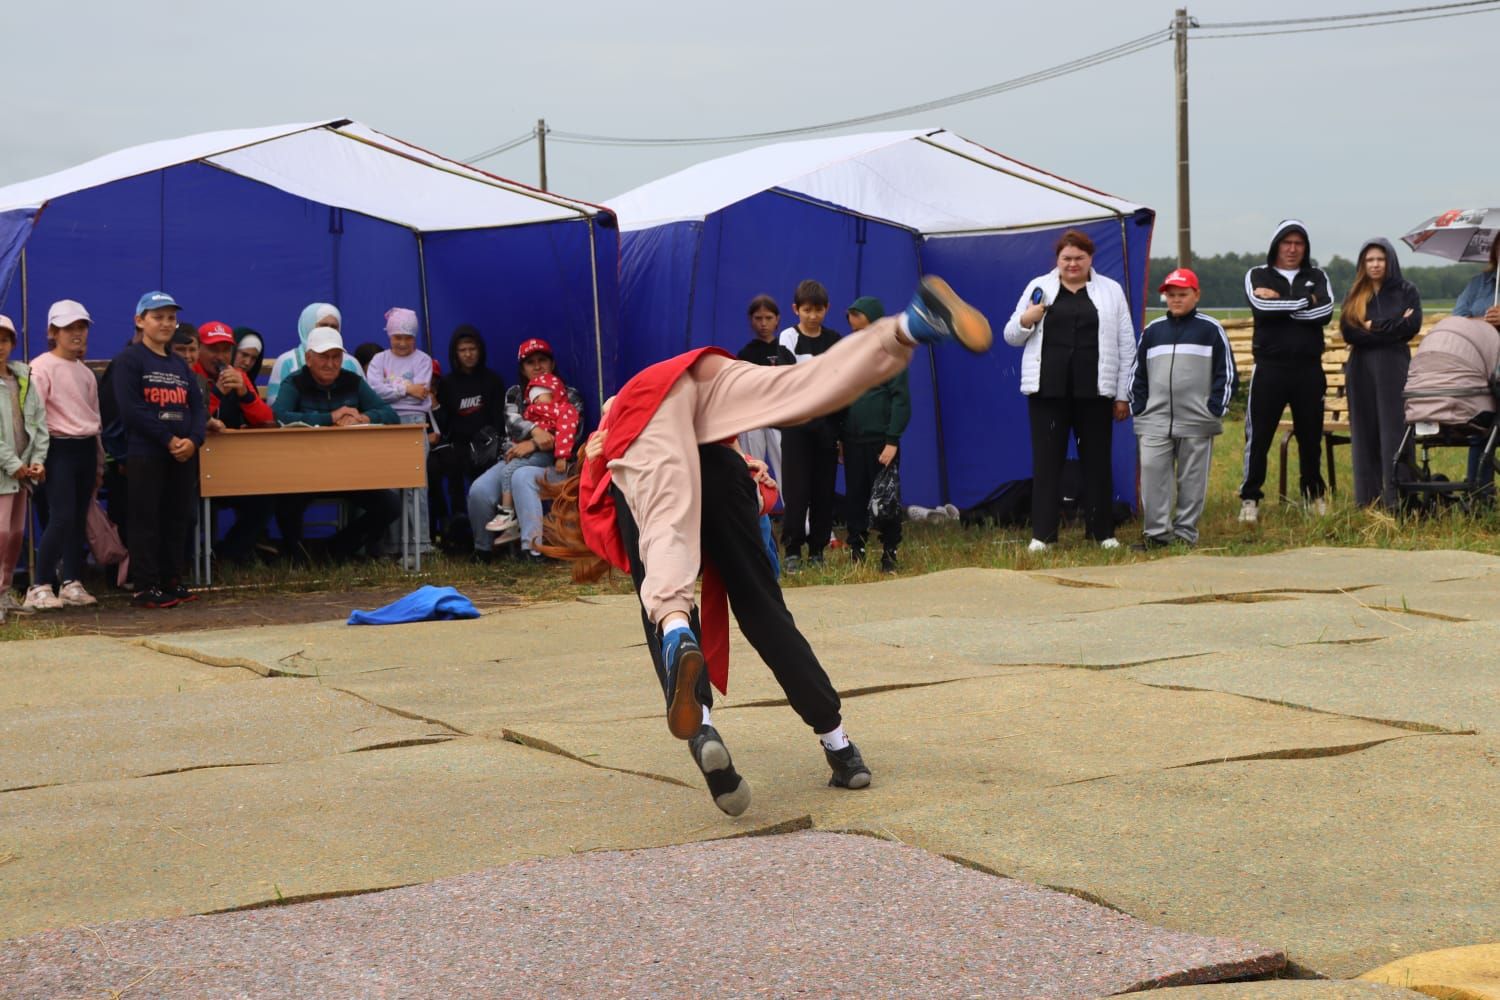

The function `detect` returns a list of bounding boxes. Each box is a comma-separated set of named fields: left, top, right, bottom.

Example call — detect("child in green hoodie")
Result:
left=0, top=316, right=50, bottom=617
left=841, top=297, right=911, bottom=573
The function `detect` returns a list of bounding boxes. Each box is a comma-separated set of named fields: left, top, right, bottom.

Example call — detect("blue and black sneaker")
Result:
left=690, top=724, right=751, bottom=816
left=903, top=276, right=992, bottom=352
left=661, top=627, right=706, bottom=740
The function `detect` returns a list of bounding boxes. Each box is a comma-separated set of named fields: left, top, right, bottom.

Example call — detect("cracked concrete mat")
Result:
left=0, top=738, right=704, bottom=938
left=0, top=832, right=1286, bottom=1000
left=0, top=636, right=247, bottom=712
left=879, top=735, right=1500, bottom=979
left=0, top=679, right=452, bottom=791
left=1121, top=621, right=1500, bottom=734
left=845, top=591, right=1446, bottom=667
left=1040, top=547, right=1500, bottom=598
left=1360, top=942, right=1500, bottom=999
left=139, top=598, right=646, bottom=677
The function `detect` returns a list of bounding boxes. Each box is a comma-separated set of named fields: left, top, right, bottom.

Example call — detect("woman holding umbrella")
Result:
left=1338, top=239, right=1422, bottom=509
left=1453, top=239, right=1500, bottom=327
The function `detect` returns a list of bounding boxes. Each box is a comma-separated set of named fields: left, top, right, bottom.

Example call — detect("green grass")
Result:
left=5, top=415, right=1497, bottom=643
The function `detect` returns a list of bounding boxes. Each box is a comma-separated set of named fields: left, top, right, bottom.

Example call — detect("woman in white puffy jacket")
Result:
left=1002, top=229, right=1136, bottom=552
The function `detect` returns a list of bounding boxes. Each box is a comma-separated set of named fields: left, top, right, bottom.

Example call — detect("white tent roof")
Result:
left=0, top=119, right=603, bottom=231
left=607, top=128, right=1146, bottom=235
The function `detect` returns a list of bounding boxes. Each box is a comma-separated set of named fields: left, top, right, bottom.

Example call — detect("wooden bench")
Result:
left=1224, top=320, right=1431, bottom=503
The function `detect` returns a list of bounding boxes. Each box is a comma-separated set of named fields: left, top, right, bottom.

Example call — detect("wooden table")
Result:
left=195, top=424, right=428, bottom=584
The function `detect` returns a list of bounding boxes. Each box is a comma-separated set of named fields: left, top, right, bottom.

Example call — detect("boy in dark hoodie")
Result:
left=113, top=291, right=207, bottom=608
left=1238, top=220, right=1335, bottom=522
left=431, top=325, right=507, bottom=537
left=776, top=279, right=842, bottom=571
left=840, top=296, right=910, bottom=573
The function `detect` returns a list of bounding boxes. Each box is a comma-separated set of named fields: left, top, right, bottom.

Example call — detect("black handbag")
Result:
left=467, top=426, right=502, bottom=471
left=869, top=459, right=902, bottom=522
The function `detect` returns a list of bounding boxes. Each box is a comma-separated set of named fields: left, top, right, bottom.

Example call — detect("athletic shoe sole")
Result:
left=667, top=644, right=704, bottom=740
left=691, top=728, right=751, bottom=817
left=920, top=276, right=993, bottom=353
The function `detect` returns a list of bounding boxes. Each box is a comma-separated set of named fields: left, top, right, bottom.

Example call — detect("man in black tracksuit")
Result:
left=1239, top=220, right=1335, bottom=520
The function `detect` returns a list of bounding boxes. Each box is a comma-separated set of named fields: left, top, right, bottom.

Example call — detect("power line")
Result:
left=546, top=29, right=1169, bottom=148
left=463, top=130, right=534, bottom=165
left=1192, top=4, right=1500, bottom=38
left=1195, top=0, right=1499, bottom=28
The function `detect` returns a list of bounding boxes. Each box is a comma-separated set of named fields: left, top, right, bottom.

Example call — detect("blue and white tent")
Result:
left=608, top=128, right=1154, bottom=508
left=0, top=119, right=618, bottom=411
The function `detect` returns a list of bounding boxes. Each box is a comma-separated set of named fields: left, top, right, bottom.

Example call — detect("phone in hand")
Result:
left=1030, top=287, right=1045, bottom=306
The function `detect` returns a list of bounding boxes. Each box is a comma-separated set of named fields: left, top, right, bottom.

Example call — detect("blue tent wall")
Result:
left=920, top=210, right=1155, bottom=507
left=421, top=216, right=620, bottom=423
left=0, top=209, right=36, bottom=310
left=0, top=163, right=421, bottom=362
left=617, top=192, right=1156, bottom=508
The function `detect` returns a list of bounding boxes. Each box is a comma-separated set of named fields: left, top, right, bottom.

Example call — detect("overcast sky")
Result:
left=4, top=0, right=1497, bottom=261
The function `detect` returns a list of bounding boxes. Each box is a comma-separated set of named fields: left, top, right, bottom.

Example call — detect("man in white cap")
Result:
left=271, top=327, right=401, bottom=561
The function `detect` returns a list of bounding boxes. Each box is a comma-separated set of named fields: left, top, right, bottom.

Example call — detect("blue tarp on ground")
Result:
left=611, top=130, right=1155, bottom=509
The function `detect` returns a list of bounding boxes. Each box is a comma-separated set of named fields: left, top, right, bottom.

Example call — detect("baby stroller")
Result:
left=1394, top=316, right=1500, bottom=513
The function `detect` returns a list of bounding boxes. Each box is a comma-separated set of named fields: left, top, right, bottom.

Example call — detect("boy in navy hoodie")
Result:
left=113, top=291, right=207, bottom=608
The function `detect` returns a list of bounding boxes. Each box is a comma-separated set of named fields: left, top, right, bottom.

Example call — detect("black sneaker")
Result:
left=903, top=276, right=993, bottom=352
left=132, top=587, right=181, bottom=610
left=849, top=546, right=866, bottom=564
left=880, top=549, right=898, bottom=574
left=783, top=554, right=801, bottom=574
left=166, top=582, right=199, bottom=604
left=660, top=627, right=705, bottom=740
left=824, top=741, right=872, bottom=789
left=689, top=724, right=751, bottom=817
left=1130, top=535, right=1172, bottom=553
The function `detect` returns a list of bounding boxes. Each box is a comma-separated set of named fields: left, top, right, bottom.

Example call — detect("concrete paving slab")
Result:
left=0, top=832, right=1285, bottom=1000
left=140, top=599, right=647, bottom=677
left=1121, top=624, right=1500, bottom=733
left=1359, top=943, right=1500, bottom=1000
left=0, top=636, right=248, bottom=712
left=1042, top=548, right=1500, bottom=597
left=875, top=736, right=1500, bottom=978
left=0, top=738, right=725, bottom=938
left=0, top=680, right=452, bottom=791
left=845, top=592, right=1445, bottom=667
left=1145, top=984, right=1423, bottom=998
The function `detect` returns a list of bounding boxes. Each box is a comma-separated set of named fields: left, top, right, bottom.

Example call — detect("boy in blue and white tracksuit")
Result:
left=1129, top=268, right=1235, bottom=547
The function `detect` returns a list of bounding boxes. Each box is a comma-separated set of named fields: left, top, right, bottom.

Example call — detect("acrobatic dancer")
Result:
left=543, top=277, right=992, bottom=815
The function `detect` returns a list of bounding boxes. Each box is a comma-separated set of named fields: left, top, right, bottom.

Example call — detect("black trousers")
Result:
left=35, top=437, right=97, bottom=588
left=427, top=442, right=474, bottom=535
left=614, top=444, right=842, bottom=735
left=279, top=490, right=401, bottom=558
left=780, top=423, right=838, bottom=558
left=1027, top=394, right=1116, bottom=543
left=1240, top=360, right=1327, bottom=502
left=842, top=439, right=901, bottom=554
left=127, top=451, right=198, bottom=590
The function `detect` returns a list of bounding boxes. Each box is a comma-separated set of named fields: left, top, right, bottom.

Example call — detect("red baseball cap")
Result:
left=197, top=321, right=235, bottom=346
left=517, top=337, right=553, bottom=361
left=1158, top=268, right=1199, bottom=292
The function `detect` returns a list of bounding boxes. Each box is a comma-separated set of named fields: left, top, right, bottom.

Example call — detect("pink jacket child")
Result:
left=523, top=372, right=579, bottom=468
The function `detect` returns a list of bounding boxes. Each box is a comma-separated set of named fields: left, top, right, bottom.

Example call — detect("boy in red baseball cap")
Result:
left=1127, top=269, right=1236, bottom=550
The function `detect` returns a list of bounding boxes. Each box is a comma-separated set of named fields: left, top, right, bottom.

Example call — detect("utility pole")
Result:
left=1173, top=8, right=1193, bottom=268
left=536, top=118, right=549, bottom=192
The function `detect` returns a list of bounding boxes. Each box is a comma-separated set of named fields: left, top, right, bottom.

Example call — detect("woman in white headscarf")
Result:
left=265, top=303, right=364, bottom=405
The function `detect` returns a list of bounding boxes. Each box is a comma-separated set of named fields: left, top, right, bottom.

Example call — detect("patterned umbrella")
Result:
left=1403, top=207, right=1499, bottom=309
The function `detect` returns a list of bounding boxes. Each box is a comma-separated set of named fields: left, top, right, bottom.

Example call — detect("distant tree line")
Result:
left=1147, top=252, right=1482, bottom=307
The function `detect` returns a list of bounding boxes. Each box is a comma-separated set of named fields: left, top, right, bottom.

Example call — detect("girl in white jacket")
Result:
left=1002, top=229, right=1136, bottom=551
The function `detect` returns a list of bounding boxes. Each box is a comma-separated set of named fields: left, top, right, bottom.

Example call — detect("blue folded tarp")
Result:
left=348, top=585, right=480, bottom=626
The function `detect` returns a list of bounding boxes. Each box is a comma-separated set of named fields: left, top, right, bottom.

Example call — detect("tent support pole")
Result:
left=587, top=219, right=605, bottom=410
left=19, top=247, right=28, bottom=362
left=416, top=232, right=434, bottom=357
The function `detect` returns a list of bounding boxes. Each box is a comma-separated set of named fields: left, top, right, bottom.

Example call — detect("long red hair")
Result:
left=539, top=470, right=612, bottom=583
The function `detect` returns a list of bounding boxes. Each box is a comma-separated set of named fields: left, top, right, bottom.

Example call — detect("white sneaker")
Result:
left=492, top=524, right=522, bottom=546
left=58, top=580, right=97, bottom=607
left=484, top=508, right=517, bottom=533
left=22, top=584, right=63, bottom=611
left=1099, top=538, right=1121, bottom=550
left=940, top=503, right=961, bottom=520
left=0, top=590, right=33, bottom=616
left=1027, top=538, right=1049, bottom=553
left=905, top=505, right=932, bottom=522
left=1238, top=499, right=1259, bottom=524
left=1311, top=497, right=1329, bottom=516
